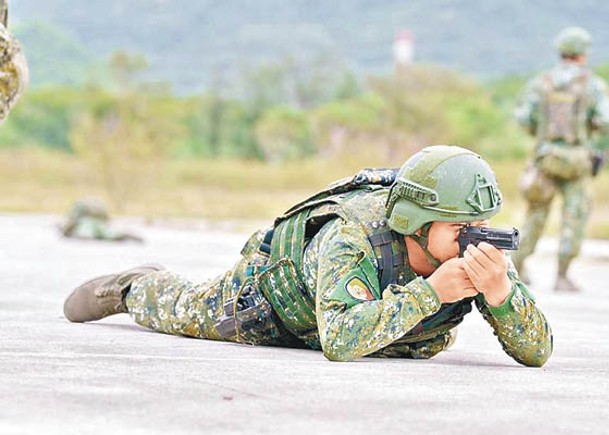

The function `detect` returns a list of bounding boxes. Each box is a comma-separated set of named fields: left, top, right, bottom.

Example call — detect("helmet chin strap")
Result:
left=409, top=222, right=442, bottom=268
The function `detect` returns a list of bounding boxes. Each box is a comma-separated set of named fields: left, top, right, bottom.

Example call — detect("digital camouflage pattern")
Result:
left=0, top=1, right=28, bottom=123
left=513, top=60, right=609, bottom=277
left=126, top=187, right=552, bottom=366
left=126, top=228, right=303, bottom=348
left=513, top=175, right=589, bottom=276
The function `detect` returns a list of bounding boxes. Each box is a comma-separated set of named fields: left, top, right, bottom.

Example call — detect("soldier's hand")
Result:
left=426, top=258, right=478, bottom=304
left=462, top=242, right=512, bottom=307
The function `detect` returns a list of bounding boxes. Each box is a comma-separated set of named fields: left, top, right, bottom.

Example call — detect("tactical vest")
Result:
left=539, top=71, right=589, bottom=145
left=256, top=168, right=473, bottom=342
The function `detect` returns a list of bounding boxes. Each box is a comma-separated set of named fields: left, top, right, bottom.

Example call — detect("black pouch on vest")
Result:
left=214, top=278, right=276, bottom=345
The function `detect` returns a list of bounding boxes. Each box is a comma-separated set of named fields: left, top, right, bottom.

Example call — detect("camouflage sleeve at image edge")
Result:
left=305, top=219, right=442, bottom=362
left=475, top=262, right=553, bottom=367
left=0, top=19, right=28, bottom=122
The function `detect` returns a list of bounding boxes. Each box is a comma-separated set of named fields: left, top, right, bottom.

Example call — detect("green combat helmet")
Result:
left=386, top=145, right=502, bottom=265
left=554, top=26, right=592, bottom=57
left=0, top=0, right=29, bottom=123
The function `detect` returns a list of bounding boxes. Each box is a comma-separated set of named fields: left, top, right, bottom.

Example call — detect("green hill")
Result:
left=10, top=1, right=609, bottom=93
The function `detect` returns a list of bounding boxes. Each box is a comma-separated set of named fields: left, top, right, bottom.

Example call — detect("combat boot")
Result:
left=63, top=263, right=165, bottom=322
left=554, top=275, right=581, bottom=293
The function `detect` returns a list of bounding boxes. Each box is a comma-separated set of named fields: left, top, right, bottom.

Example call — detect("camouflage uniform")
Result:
left=512, top=33, right=609, bottom=282
left=126, top=170, right=552, bottom=366
left=0, top=1, right=28, bottom=122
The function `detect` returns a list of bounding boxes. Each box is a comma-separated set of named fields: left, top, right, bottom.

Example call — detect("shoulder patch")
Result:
left=327, top=256, right=381, bottom=310
left=345, top=277, right=374, bottom=301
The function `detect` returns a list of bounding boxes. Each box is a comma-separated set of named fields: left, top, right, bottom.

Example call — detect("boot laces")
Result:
left=95, top=285, right=121, bottom=298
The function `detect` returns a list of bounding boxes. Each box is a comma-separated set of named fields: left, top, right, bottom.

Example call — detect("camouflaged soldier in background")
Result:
left=63, top=146, right=553, bottom=366
left=61, top=199, right=143, bottom=242
left=512, top=27, right=609, bottom=292
left=0, top=1, right=28, bottom=123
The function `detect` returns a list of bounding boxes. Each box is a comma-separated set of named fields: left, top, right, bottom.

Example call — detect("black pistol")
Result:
left=458, top=226, right=520, bottom=257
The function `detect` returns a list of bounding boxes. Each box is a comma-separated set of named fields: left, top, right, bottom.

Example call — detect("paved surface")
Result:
left=1, top=213, right=609, bottom=435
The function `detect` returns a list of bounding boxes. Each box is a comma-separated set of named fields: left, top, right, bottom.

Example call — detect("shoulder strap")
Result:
left=368, top=229, right=406, bottom=291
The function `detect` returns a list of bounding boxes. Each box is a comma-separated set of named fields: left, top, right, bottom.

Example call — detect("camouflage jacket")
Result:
left=272, top=187, right=553, bottom=366
left=515, top=62, right=609, bottom=147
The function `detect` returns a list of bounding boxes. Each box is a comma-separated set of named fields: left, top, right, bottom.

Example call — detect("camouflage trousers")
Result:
left=124, top=266, right=455, bottom=358
left=124, top=229, right=301, bottom=347
left=513, top=172, right=589, bottom=275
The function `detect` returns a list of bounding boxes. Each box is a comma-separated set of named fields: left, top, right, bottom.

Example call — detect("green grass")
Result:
left=2, top=148, right=608, bottom=238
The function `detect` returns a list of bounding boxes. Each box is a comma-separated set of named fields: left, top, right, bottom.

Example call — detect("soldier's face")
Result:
left=427, top=220, right=489, bottom=262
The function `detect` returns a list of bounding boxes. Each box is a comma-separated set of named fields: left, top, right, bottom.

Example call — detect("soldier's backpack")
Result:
left=539, top=71, right=589, bottom=144
left=536, top=71, right=592, bottom=180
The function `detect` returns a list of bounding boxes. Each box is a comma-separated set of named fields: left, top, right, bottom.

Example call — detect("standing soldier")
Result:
left=0, top=0, right=28, bottom=122
left=512, top=27, right=609, bottom=292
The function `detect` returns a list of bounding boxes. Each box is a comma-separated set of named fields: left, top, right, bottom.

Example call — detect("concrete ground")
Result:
left=1, top=213, right=608, bottom=435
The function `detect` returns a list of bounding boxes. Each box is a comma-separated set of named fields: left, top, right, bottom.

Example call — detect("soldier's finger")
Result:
left=464, top=248, right=486, bottom=273
left=460, top=285, right=479, bottom=298
left=477, top=242, right=505, bottom=262
left=466, top=244, right=497, bottom=270
left=462, top=262, right=492, bottom=295
left=462, top=257, right=481, bottom=282
left=445, top=257, right=466, bottom=270
left=477, top=244, right=510, bottom=275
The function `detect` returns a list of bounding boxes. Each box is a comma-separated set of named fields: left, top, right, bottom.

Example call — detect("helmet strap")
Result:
left=410, top=222, right=442, bottom=269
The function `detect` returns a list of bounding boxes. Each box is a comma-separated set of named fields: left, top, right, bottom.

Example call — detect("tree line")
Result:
left=5, top=51, right=608, bottom=165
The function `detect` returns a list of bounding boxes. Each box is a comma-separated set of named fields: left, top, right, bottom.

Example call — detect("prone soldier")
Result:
left=60, top=199, right=143, bottom=242
left=63, top=145, right=553, bottom=366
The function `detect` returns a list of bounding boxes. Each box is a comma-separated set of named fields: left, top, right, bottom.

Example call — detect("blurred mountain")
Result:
left=9, top=0, right=609, bottom=94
